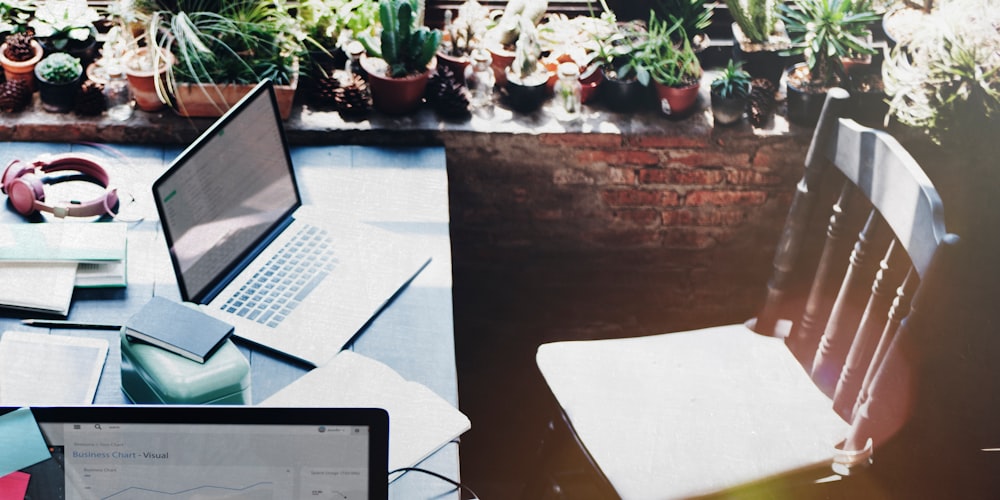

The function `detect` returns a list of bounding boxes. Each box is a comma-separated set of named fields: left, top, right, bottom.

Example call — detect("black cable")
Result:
left=389, top=466, right=480, bottom=500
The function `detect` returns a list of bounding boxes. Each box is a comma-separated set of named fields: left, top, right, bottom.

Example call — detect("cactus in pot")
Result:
left=359, top=0, right=443, bottom=114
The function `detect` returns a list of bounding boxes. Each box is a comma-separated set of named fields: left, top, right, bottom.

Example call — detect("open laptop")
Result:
left=152, top=80, right=430, bottom=367
left=11, top=406, right=389, bottom=499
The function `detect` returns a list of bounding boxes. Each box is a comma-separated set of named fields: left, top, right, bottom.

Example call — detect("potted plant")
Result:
left=592, top=15, right=649, bottom=113
left=710, top=59, right=752, bottom=125
left=0, top=0, right=35, bottom=38
left=29, top=0, right=100, bottom=65
left=780, top=0, right=880, bottom=126
left=34, top=51, right=81, bottom=112
left=634, top=12, right=702, bottom=117
left=651, top=0, right=713, bottom=53
left=882, top=0, right=1000, bottom=150
left=147, top=0, right=304, bottom=119
left=0, top=32, right=42, bottom=90
left=484, top=0, right=547, bottom=86
left=359, top=0, right=442, bottom=115
left=502, top=17, right=549, bottom=112
left=724, top=0, right=792, bottom=85
left=437, top=0, right=490, bottom=76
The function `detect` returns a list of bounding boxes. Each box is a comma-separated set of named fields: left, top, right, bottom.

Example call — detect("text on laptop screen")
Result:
left=154, top=86, right=300, bottom=302
left=29, top=421, right=373, bottom=499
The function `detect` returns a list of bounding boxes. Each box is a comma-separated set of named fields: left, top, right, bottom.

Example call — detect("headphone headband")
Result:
left=2, top=153, right=118, bottom=218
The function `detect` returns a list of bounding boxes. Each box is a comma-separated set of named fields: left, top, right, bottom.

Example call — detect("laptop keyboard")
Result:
left=221, top=224, right=338, bottom=328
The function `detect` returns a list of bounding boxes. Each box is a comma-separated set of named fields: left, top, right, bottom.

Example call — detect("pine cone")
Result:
left=3, top=33, right=35, bottom=62
left=0, top=79, right=31, bottom=112
left=334, top=73, right=371, bottom=118
left=74, top=79, right=106, bottom=116
left=426, top=65, right=469, bottom=119
left=747, top=78, right=777, bottom=128
left=307, top=73, right=341, bottom=109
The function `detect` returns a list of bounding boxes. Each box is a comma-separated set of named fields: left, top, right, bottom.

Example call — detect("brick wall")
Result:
left=443, top=114, right=814, bottom=336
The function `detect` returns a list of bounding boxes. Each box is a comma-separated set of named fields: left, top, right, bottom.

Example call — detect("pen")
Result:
left=21, top=319, right=122, bottom=330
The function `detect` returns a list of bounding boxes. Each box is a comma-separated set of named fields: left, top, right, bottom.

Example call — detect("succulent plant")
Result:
left=361, top=0, right=442, bottom=78
left=711, top=59, right=752, bottom=99
left=507, top=18, right=547, bottom=85
left=36, top=52, right=82, bottom=84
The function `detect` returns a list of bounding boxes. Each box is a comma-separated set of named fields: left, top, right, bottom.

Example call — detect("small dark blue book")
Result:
left=125, top=297, right=234, bottom=363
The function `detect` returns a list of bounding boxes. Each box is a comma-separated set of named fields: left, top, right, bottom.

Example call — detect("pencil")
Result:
left=21, top=319, right=122, bottom=330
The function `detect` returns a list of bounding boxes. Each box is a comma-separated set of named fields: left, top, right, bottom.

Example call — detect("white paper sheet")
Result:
left=261, top=350, right=470, bottom=475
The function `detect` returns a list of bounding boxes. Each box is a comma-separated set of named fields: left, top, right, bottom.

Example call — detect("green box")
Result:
left=120, top=329, right=251, bottom=405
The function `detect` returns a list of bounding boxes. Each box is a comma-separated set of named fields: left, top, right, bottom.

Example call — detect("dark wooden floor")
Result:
left=452, top=252, right=756, bottom=499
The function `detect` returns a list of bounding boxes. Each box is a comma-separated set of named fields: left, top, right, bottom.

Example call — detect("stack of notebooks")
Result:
left=0, top=223, right=127, bottom=315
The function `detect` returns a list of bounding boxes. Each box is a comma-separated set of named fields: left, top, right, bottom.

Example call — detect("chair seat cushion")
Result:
left=536, top=323, right=850, bottom=499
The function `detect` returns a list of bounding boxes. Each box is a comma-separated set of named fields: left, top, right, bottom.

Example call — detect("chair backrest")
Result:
left=753, top=88, right=959, bottom=464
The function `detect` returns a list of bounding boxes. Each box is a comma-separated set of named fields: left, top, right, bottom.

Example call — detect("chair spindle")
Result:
left=812, top=210, right=891, bottom=396
left=833, top=239, right=909, bottom=420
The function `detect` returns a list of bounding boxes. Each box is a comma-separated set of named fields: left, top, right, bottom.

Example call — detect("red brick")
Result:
left=667, top=150, right=751, bottom=169
left=726, top=169, right=784, bottom=186
left=608, top=167, right=637, bottom=185
left=640, top=168, right=726, bottom=185
left=662, top=208, right=747, bottom=226
left=553, top=168, right=595, bottom=185
left=685, top=190, right=768, bottom=206
left=614, top=208, right=661, bottom=226
left=630, top=134, right=710, bottom=149
left=601, top=189, right=681, bottom=207
left=577, top=149, right=660, bottom=166
left=539, top=133, right=622, bottom=149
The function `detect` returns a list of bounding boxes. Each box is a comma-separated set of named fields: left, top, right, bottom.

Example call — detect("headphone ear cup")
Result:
left=8, top=174, right=44, bottom=216
left=1, top=162, right=34, bottom=195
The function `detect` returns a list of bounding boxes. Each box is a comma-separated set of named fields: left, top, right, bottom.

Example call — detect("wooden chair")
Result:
left=527, top=89, right=969, bottom=499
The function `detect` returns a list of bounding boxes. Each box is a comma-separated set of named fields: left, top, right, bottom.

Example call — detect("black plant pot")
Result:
left=599, top=76, right=647, bottom=113
left=785, top=64, right=828, bottom=127
left=731, top=24, right=790, bottom=87
left=39, top=35, right=98, bottom=68
left=732, top=43, right=787, bottom=87
left=503, top=77, right=548, bottom=113
left=846, top=87, right=890, bottom=129
left=36, top=74, right=82, bottom=113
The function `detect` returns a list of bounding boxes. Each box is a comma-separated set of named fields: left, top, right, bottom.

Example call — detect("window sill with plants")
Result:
left=0, top=0, right=994, bottom=262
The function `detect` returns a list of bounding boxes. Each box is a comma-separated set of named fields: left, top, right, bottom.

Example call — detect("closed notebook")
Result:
left=125, top=296, right=234, bottom=363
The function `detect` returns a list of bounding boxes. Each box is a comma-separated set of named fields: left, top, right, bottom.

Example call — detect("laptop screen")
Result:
left=13, top=406, right=389, bottom=499
left=153, top=81, right=301, bottom=303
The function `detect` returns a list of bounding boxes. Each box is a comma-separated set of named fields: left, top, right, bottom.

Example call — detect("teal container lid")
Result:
left=121, top=329, right=250, bottom=404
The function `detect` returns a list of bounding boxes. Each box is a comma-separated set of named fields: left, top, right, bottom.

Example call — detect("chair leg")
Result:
left=521, top=409, right=620, bottom=500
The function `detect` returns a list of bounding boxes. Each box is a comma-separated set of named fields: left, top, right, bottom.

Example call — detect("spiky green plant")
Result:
left=883, top=0, right=1000, bottom=147
left=780, top=0, right=879, bottom=85
left=629, top=12, right=701, bottom=87
left=361, top=0, right=442, bottom=78
left=725, top=0, right=780, bottom=44
left=711, top=59, right=752, bottom=98
left=653, top=0, right=713, bottom=41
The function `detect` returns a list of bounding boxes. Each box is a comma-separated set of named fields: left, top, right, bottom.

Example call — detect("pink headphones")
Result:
left=1, top=153, right=118, bottom=218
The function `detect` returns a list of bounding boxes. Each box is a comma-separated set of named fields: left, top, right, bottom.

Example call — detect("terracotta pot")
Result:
left=653, top=79, right=701, bottom=117
left=125, top=47, right=173, bottom=112
left=0, top=40, right=43, bottom=91
left=172, top=76, right=297, bottom=119
left=487, top=45, right=515, bottom=87
left=360, top=55, right=434, bottom=115
left=436, top=51, right=470, bottom=80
